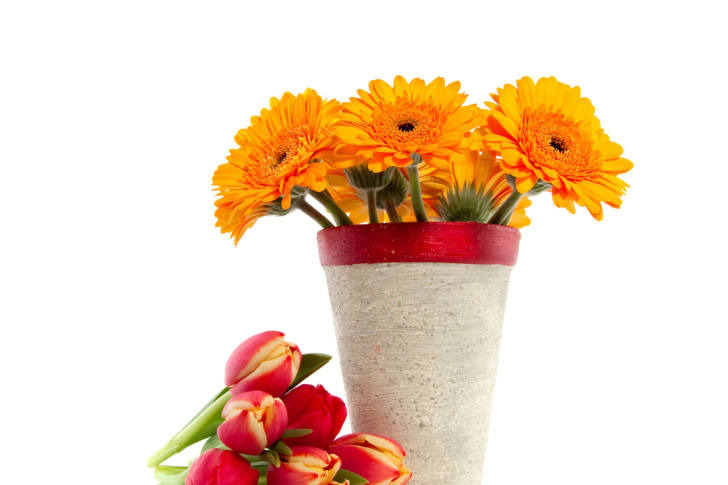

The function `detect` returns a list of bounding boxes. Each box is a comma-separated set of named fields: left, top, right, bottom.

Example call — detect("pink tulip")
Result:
left=266, top=446, right=345, bottom=485
left=329, top=433, right=412, bottom=485
left=225, top=331, right=302, bottom=397
left=218, top=390, right=288, bottom=455
left=282, top=384, right=347, bottom=449
left=185, top=448, right=259, bottom=485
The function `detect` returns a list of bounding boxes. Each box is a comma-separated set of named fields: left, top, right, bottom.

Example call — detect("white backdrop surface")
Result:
left=1, top=1, right=726, bottom=484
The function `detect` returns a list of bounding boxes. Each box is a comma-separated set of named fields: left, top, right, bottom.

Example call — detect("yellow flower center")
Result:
left=371, top=99, right=440, bottom=149
left=520, top=107, right=602, bottom=180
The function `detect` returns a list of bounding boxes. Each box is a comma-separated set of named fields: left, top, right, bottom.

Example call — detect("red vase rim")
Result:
left=317, top=222, right=520, bottom=267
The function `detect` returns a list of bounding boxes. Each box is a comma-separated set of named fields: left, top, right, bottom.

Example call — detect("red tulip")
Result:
left=218, top=390, right=288, bottom=455
left=329, top=433, right=411, bottom=485
left=225, top=331, right=302, bottom=398
left=185, top=448, right=259, bottom=485
left=282, top=384, right=347, bottom=449
left=266, top=446, right=345, bottom=485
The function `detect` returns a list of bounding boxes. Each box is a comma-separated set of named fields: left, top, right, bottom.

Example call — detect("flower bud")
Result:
left=218, top=390, right=288, bottom=455
left=344, top=164, right=395, bottom=193
left=225, top=330, right=302, bottom=397
left=282, top=384, right=347, bottom=450
left=329, top=433, right=412, bottom=485
left=185, top=449, right=259, bottom=485
left=266, top=447, right=343, bottom=485
left=375, top=168, right=409, bottom=210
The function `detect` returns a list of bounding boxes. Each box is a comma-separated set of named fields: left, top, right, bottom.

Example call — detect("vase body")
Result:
left=318, top=222, right=520, bottom=485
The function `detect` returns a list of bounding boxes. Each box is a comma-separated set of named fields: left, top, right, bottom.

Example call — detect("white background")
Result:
left=1, top=1, right=727, bottom=484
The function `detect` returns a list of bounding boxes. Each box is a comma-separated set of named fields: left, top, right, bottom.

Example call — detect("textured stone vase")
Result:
left=317, top=222, right=520, bottom=485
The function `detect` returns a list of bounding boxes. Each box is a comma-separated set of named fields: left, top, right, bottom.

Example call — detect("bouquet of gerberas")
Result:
left=211, top=76, right=632, bottom=243
left=149, top=331, right=411, bottom=485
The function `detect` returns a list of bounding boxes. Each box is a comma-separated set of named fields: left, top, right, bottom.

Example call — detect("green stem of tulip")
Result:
left=366, top=191, right=379, bottom=224
left=298, top=199, right=334, bottom=229
left=308, top=189, right=354, bottom=226
left=147, top=390, right=231, bottom=468
left=384, top=198, right=401, bottom=222
left=406, top=164, right=428, bottom=222
left=487, top=188, right=523, bottom=225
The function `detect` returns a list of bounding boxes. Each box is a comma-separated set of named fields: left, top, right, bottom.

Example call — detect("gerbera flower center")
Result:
left=549, top=137, right=568, bottom=153
left=244, top=123, right=323, bottom=184
left=371, top=98, right=440, bottom=149
left=520, top=107, right=602, bottom=180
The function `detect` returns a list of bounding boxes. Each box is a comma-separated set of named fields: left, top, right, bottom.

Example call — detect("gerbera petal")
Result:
left=370, top=79, right=396, bottom=103
left=490, top=111, right=520, bottom=139
left=601, top=157, right=634, bottom=174
left=515, top=174, right=538, bottom=194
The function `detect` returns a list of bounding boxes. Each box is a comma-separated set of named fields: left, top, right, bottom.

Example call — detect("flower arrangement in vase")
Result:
left=149, top=76, right=632, bottom=485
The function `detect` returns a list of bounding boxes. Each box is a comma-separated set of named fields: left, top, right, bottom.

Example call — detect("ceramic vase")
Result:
left=318, top=222, right=520, bottom=485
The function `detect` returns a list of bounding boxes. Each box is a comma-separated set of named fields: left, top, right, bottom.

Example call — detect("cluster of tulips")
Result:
left=148, top=331, right=411, bottom=485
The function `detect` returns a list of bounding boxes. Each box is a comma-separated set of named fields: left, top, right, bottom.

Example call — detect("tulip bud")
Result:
left=185, top=449, right=259, bottom=485
left=282, top=384, right=347, bottom=450
left=218, top=390, right=288, bottom=455
left=329, top=433, right=412, bottom=485
left=225, top=330, right=302, bottom=397
left=266, top=446, right=344, bottom=485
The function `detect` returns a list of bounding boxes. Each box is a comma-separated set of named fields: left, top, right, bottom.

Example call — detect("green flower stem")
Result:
left=309, top=189, right=354, bottom=226
left=487, top=188, right=523, bottom=225
left=298, top=199, right=334, bottom=229
left=406, top=164, right=428, bottom=222
left=147, top=390, right=231, bottom=468
left=384, top=197, right=402, bottom=223
left=366, top=191, right=379, bottom=224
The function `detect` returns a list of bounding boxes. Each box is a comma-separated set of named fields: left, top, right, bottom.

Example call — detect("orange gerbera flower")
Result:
left=213, top=89, right=340, bottom=244
left=415, top=151, right=530, bottom=227
left=331, top=76, right=484, bottom=172
left=481, top=76, right=633, bottom=220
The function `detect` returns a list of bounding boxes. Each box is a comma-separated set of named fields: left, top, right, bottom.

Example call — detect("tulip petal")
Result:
left=329, top=446, right=399, bottom=485
left=331, top=434, right=406, bottom=459
left=267, top=447, right=337, bottom=485
left=186, top=449, right=258, bottom=485
left=223, top=390, right=275, bottom=417
left=225, top=331, right=285, bottom=386
left=286, top=446, right=332, bottom=468
left=283, top=384, right=343, bottom=449
left=230, top=354, right=297, bottom=397
left=265, top=399, right=288, bottom=445
left=217, top=410, right=268, bottom=455
left=267, top=462, right=323, bottom=485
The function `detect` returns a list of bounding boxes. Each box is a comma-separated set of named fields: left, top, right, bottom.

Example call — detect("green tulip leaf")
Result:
left=287, top=353, right=332, bottom=391
left=148, top=389, right=231, bottom=468
left=270, top=441, right=293, bottom=456
left=250, top=450, right=280, bottom=468
left=282, top=428, right=313, bottom=438
left=334, top=469, right=369, bottom=485
left=181, top=388, right=229, bottom=430
left=154, top=466, right=188, bottom=485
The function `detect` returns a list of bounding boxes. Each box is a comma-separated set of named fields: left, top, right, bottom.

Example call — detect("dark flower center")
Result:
left=275, top=151, right=288, bottom=165
left=398, top=122, right=416, bottom=133
left=549, top=137, right=568, bottom=153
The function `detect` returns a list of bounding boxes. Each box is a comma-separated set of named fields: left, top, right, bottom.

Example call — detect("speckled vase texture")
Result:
left=323, top=262, right=513, bottom=485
